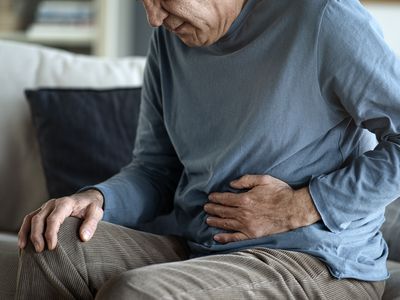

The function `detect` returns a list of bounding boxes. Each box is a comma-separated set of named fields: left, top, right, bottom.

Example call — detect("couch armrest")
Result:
left=383, top=260, right=400, bottom=300
left=0, top=233, right=18, bottom=299
left=381, top=198, right=400, bottom=262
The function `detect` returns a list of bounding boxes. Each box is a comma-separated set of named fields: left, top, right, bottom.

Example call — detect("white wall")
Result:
left=96, top=0, right=135, bottom=57
left=364, top=3, right=400, bottom=56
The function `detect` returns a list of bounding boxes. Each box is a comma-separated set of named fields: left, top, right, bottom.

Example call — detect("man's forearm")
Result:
left=87, top=161, right=178, bottom=228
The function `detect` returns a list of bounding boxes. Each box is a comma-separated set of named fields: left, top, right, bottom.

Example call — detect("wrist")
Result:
left=293, top=187, right=321, bottom=227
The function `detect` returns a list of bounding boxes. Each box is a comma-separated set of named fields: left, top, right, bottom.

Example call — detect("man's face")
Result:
left=141, top=0, right=247, bottom=47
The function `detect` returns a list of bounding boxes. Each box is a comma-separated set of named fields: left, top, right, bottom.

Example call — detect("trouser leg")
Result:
left=15, top=217, right=189, bottom=300
left=96, top=247, right=385, bottom=300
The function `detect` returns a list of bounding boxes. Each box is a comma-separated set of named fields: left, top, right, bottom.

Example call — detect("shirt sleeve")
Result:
left=309, top=0, right=400, bottom=233
left=90, top=31, right=183, bottom=228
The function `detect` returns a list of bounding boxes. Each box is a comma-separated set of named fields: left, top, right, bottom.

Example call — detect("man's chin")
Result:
left=178, top=35, right=214, bottom=48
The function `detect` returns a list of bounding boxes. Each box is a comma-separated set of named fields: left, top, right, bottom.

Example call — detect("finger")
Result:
left=18, top=208, right=40, bottom=249
left=204, top=203, right=238, bottom=219
left=30, top=206, right=52, bottom=252
left=79, top=204, right=103, bottom=242
left=45, top=203, right=73, bottom=250
left=206, top=217, right=241, bottom=231
left=214, top=232, right=248, bottom=244
left=208, top=192, right=243, bottom=206
left=230, top=174, right=271, bottom=189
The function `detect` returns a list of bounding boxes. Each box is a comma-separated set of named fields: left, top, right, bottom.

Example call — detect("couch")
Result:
left=0, top=40, right=399, bottom=299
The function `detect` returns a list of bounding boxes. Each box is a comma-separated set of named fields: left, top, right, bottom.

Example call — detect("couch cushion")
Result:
left=25, top=87, right=142, bottom=198
left=0, top=40, right=146, bottom=232
left=381, top=197, right=400, bottom=262
left=383, top=260, right=400, bottom=300
left=0, top=233, right=18, bottom=300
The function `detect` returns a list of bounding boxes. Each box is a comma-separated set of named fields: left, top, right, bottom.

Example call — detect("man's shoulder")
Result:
left=280, top=0, right=368, bottom=19
left=320, top=0, right=376, bottom=21
left=256, top=0, right=330, bottom=27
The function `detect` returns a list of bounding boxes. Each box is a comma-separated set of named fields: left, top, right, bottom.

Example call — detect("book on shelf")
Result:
left=34, top=1, right=94, bottom=25
left=26, top=24, right=95, bottom=43
left=25, top=1, right=96, bottom=44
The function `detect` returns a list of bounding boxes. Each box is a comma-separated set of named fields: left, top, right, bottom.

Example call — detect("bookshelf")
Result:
left=0, top=0, right=136, bottom=57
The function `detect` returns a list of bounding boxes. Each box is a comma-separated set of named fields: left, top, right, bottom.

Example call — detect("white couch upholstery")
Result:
left=0, top=40, right=399, bottom=299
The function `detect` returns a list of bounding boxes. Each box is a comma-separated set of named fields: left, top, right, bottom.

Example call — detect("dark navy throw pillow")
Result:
left=25, top=87, right=142, bottom=199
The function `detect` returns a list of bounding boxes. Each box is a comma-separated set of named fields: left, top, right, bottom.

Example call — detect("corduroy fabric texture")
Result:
left=15, top=217, right=189, bottom=299
left=15, top=217, right=385, bottom=299
left=97, top=249, right=385, bottom=300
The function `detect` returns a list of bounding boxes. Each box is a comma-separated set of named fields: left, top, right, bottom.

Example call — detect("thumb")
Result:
left=230, top=174, right=271, bottom=189
left=79, top=204, right=103, bottom=242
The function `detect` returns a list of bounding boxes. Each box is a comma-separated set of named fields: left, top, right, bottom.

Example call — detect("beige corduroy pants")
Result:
left=15, top=217, right=385, bottom=299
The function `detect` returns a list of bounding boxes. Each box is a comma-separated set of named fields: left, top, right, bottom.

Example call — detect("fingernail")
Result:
left=34, top=242, right=40, bottom=252
left=47, top=241, right=53, bottom=250
left=214, top=235, right=221, bottom=241
left=82, top=230, right=91, bottom=241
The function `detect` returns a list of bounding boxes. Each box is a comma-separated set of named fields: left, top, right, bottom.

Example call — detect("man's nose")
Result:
left=143, top=1, right=168, bottom=27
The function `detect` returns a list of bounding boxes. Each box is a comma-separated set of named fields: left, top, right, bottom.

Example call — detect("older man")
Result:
left=16, top=0, right=400, bottom=298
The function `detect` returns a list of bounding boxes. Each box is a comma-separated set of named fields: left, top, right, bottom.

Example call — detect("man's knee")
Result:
left=19, top=217, right=89, bottom=282
left=17, top=217, right=97, bottom=299
left=20, top=216, right=82, bottom=269
left=22, top=217, right=80, bottom=253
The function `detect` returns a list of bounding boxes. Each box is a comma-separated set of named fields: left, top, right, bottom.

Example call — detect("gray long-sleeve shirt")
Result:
left=93, top=0, right=400, bottom=280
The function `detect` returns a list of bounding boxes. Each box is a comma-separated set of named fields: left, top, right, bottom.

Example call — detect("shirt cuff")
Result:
left=309, top=175, right=351, bottom=233
left=77, top=184, right=117, bottom=223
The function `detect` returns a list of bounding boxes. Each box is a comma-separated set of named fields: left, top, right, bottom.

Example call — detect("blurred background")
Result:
left=0, top=0, right=153, bottom=57
left=0, top=0, right=399, bottom=58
